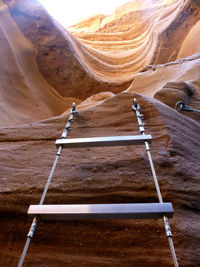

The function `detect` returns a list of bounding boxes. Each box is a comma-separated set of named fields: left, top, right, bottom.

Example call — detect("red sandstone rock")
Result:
left=0, top=93, right=200, bottom=266
left=0, top=0, right=200, bottom=266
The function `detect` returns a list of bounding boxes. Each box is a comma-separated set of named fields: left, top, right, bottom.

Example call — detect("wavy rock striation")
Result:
left=0, top=0, right=200, bottom=266
left=0, top=0, right=200, bottom=125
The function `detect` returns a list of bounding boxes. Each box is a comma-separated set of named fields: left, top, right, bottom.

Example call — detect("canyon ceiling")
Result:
left=0, top=0, right=200, bottom=266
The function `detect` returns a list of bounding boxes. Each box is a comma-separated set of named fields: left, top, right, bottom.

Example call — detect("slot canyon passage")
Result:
left=0, top=0, right=200, bottom=266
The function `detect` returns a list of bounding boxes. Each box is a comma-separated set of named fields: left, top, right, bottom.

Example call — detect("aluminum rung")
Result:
left=55, top=135, right=152, bottom=148
left=28, top=203, right=173, bottom=220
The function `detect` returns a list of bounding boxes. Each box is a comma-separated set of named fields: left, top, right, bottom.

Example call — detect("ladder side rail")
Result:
left=132, top=98, right=179, bottom=267
left=18, top=103, right=78, bottom=267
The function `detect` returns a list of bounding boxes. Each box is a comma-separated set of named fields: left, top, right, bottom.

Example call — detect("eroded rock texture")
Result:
left=0, top=0, right=200, bottom=266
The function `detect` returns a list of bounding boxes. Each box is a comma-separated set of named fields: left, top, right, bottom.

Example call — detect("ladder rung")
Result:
left=55, top=135, right=152, bottom=148
left=27, top=203, right=173, bottom=220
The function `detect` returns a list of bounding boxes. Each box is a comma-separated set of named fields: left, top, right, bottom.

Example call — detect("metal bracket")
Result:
left=132, top=98, right=141, bottom=111
left=175, top=101, right=193, bottom=112
left=175, top=101, right=200, bottom=114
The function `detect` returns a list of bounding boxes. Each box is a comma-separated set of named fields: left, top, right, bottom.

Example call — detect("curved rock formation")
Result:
left=0, top=0, right=200, bottom=266
left=0, top=0, right=199, bottom=126
left=3, top=0, right=131, bottom=100
left=0, top=1, right=68, bottom=126
left=69, top=0, right=185, bottom=81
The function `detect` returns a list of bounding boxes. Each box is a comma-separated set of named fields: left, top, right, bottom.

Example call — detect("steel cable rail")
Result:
left=18, top=99, right=178, bottom=266
left=18, top=103, right=79, bottom=267
left=132, top=98, right=179, bottom=267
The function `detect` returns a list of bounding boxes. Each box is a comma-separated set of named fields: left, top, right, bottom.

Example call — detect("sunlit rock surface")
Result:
left=1, top=0, right=200, bottom=125
left=0, top=0, right=200, bottom=266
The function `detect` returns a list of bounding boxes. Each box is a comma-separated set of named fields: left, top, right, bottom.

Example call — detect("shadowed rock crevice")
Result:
left=0, top=0, right=200, bottom=266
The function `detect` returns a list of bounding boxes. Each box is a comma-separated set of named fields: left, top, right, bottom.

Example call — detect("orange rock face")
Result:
left=0, top=0, right=200, bottom=266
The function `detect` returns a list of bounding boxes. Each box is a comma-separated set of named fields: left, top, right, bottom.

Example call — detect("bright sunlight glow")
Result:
left=39, top=0, right=130, bottom=28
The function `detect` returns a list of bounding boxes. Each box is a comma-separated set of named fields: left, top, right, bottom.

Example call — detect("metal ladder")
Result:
left=18, top=99, right=179, bottom=267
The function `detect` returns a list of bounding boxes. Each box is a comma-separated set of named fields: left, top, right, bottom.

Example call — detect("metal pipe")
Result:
left=27, top=202, right=174, bottom=220
left=55, top=135, right=152, bottom=148
left=18, top=103, right=78, bottom=267
left=132, top=98, right=179, bottom=267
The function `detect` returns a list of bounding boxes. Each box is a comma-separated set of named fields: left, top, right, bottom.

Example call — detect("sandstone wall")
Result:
left=0, top=0, right=200, bottom=266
